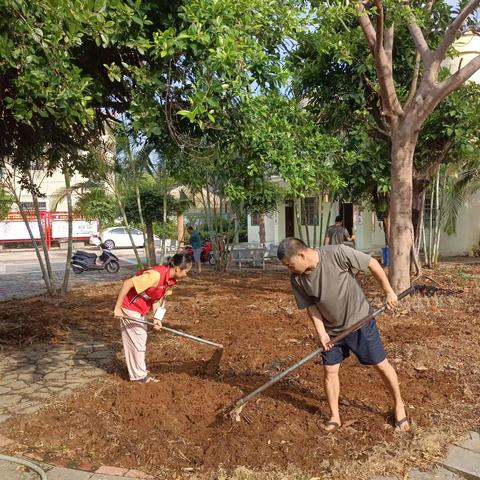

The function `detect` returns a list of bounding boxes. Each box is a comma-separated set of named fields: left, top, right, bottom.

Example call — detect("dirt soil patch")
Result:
left=1, top=263, right=479, bottom=479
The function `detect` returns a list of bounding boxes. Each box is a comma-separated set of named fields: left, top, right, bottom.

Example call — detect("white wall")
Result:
left=247, top=213, right=277, bottom=244
left=254, top=196, right=480, bottom=257
left=445, top=33, right=480, bottom=83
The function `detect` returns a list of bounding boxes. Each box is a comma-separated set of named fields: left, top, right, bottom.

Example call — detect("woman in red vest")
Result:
left=113, top=254, right=192, bottom=383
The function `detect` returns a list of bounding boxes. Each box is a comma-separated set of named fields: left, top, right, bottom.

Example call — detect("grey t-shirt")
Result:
left=326, top=225, right=350, bottom=245
left=291, top=245, right=371, bottom=336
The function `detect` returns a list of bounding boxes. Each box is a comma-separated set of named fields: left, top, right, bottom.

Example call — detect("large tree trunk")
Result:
left=389, top=124, right=419, bottom=292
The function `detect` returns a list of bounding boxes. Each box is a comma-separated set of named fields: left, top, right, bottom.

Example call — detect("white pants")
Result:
left=120, top=308, right=148, bottom=381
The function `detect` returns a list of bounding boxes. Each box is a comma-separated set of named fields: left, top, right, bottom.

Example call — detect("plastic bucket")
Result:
left=382, top=246, right=389, bottom=266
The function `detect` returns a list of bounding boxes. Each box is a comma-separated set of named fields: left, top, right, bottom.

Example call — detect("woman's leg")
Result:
left=120, top=309, right=148, bottom=381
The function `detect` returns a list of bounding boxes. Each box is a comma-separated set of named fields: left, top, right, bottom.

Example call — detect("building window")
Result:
left=250, top=213, right=260, bottom=226
left=301, top=197, right=318, bottom=226
left=20, top=201, right=47, bottom=212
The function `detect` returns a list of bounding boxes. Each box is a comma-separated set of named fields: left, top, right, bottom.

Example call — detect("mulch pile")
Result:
left=1, top=263, right=479, bottom=479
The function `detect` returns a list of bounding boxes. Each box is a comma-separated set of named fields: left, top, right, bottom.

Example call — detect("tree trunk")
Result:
left=12, top=190, right=52, bottom=293
left=382, top=212, right=390, bottom=246
left=412, top=175, right=428, bottom=257
left=146, top=222, right=156, bottom=265
left=162, top=183, right=168, bottom=261
left=412, top=179, right=426, bottom=259
left=135, top=184, right=150, bottom=266
left=61, top=170, right=73, bottom=295
left=323, top=194, right=334, bottom=244
left=177, top=212, right=184, bottom=250
left=294, top=200, right=304, bottom=242
left=258, top=212, right=266, bottom=246
left=389, top=126, right=419, bottom=292
left=29, top=178, right=56, bottom=295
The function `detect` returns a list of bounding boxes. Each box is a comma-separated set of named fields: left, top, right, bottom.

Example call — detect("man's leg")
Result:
left=323, top=363, right=342, bottom=430
left=374, top=359, right=409, bottom=431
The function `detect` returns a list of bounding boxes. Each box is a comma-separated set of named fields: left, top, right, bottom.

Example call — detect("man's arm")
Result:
left=324, top=236, right=330, bottom=245
left=368, top=257, right=398, bottom=309
left=307, top=305, right=333, bottom=351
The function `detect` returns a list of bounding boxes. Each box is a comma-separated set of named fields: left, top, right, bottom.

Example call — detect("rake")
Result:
left=123, top=315, right=224, bottom=374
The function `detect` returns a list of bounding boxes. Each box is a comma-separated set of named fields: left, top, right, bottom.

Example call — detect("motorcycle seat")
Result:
left=75, top=251, right=97, bottom=258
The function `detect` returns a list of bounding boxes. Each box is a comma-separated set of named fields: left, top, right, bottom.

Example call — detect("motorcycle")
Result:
left=183, top=241, right=216, bottom=265
left=71, top=243, right=120, bottom=274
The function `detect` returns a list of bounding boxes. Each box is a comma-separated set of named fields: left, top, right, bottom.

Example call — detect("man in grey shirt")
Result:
left=278, top=237, right=409, bottom=432
left=325, top=215, right=355, bottom=245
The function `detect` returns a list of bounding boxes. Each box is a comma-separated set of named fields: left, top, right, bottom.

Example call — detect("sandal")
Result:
left=322, top=421, right=341, bottom=432
left=134, top=375, right=159, bottom=384
left=394, top=416, right=410, bottom=431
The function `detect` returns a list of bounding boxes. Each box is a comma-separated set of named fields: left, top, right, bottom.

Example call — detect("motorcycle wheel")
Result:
left=106, top=260, right=120, bottom=273
left=72, top=265, right=83, bottom=274
left=208, top=253, right=216, bottom=266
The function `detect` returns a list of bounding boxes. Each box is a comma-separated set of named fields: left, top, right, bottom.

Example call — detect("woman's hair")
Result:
left=165, top=253, right=192, bottom=270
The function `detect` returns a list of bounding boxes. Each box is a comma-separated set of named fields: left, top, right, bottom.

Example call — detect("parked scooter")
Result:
left=183, top=241, right=216, bottom=265
left=71, top=243, right=120, bottom=274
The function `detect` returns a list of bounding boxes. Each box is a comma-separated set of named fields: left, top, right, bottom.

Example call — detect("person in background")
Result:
left=325, top=216, right=355, bottom=246
left=187, top=225, right=202, bottom=274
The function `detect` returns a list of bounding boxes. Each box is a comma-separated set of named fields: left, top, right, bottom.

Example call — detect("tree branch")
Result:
left=435, top=53, right=480, bottom=105
left=374, top=0, right=384, bottom=57
left=405, top=51, right=422, bottom=106
left=357, top=2, right=377, bottom=52
left=435, top=0, right=480, bottom=61
left=357, top=1, right=404, bottom=118
left=384, top=24, right=394, bottom=60
left=407, top=22, right=432, bottom=62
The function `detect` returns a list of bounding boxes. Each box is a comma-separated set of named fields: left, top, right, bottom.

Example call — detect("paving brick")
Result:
left=91, top=475, right=128, bottom=480
left=409, top=467, right=461, bottom=479
left=77, top=462, right=98, bottom=472
left=441, top=445, right=480, bottom=480
left=125, top=469, right=152, bottom=478
left=455, top=431, right=480, bottom=454
left=47, top=466, right=93, bottom=480
left=95, top=465, right=128, bottom=476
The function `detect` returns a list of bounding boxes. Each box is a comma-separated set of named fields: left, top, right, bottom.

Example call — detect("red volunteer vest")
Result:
left=122, top=265, right=176, bottom=315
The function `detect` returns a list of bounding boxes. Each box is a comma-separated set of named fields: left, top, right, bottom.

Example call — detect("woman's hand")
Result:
left=153, top=319, right=163, bottom=331
left=165, top=287, right=174, bottom=296
left=113, top=306, right=124, bottom=319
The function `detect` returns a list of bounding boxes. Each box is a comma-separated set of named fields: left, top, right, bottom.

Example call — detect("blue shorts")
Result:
left=322, top=320, right=386, bottom=366
left=193, top=247, right=202, bottom=263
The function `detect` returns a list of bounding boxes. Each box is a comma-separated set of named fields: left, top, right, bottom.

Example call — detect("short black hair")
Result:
left=277, top=237, right=307, bottom=260
left=335, top=215, right=343, bottom=223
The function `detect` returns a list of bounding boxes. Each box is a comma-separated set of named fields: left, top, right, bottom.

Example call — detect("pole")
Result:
left=123, top=316, right=223, bottom=349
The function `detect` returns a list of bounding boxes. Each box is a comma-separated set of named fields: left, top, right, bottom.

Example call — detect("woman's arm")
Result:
left=113, top=278, right=135, bottom=318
